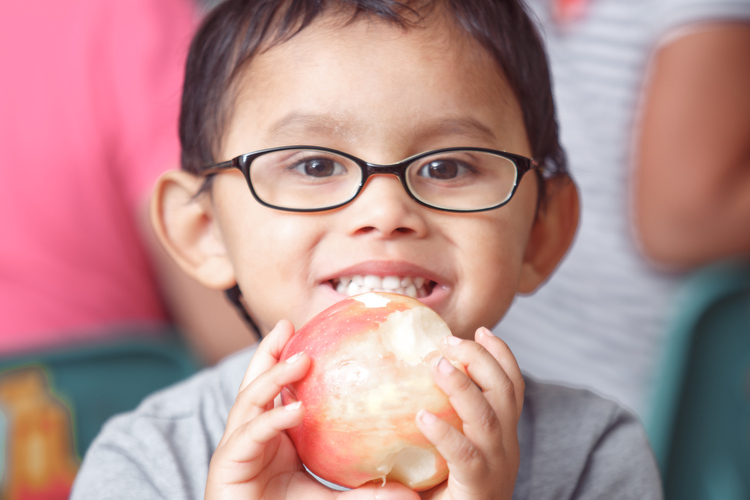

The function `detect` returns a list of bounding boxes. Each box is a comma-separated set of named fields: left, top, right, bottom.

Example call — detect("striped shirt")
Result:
left=494, top=0, right=750, bottom=417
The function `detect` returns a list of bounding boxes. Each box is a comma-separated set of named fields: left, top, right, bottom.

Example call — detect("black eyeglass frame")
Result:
left=201, top=145, right=540, bottom=213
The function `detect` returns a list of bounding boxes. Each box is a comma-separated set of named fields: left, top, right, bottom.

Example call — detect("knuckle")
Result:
left=501, top=376, right=515, bottom=398
left=234, top=384, right=266, bottom=412
left=448, top=339, right=482, bottom=363
left=454, top=438, right=480, bottom=467
left=454, top=371, right=477, bottom=395
left=234, top=386, right=251, bottom=408
left=517, top=375, right=526, bottom=394
left=438, top=425, right=479, bottom=467
left=475, top=404, right=500, bottom=435
left=435, top=419, right=455, bottom=443
left=466, top=340, right=487, bottom=360
left=465, top=345, right=495, bottom=372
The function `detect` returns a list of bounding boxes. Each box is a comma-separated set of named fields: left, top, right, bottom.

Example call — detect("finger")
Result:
left=336, top=481, right=420, bottom=500
left=240, top=319, right=297, bottom=392
left=220, top=402, right=304, bottom=462
left=224, top=351, right=310, bottom=438
left=415, top=408, right=483, bottom=484
left=436, top=337, right=513, bottom=445
left=430, top=354, right=504, bottom=460
left=212, top=401, right=305, bottom=484
left=475, top=327, right=525, bottom=419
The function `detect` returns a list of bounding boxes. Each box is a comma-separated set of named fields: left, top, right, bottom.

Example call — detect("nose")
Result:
left=343, top=174, right=429, bottom=238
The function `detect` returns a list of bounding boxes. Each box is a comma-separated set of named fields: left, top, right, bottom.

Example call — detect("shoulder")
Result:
left=523, top=376, right=629, bottom=436
left=70, top=347, right=255, bottom=500
left=515, top=377, right=663, bottom=500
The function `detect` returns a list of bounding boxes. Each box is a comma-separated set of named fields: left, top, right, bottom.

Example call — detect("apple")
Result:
left=280, top=291, right=464, bottom=491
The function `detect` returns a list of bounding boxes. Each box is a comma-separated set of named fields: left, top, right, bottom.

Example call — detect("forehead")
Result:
left=222, top=12, right=530, bottom=161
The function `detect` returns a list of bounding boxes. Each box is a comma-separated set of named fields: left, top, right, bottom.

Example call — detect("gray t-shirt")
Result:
left=71, top=347, right=662, bottom=499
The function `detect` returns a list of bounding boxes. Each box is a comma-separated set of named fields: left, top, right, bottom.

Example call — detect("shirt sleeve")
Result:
left=573, top=410, right=664, bottom=500
left=70, top=390, right=216, bottom=500
left=97, top=0, right=197, bottom=213
left=516, top=379, right=663, bottom=500
left=70, top=350, right=248, bottom=500
left=654, top=0, right=750, bottom=39
left=71, top=439, right=169, bottom=500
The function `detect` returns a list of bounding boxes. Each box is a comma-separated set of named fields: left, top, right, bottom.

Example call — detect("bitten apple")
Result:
left=280, top=291, right=463, bottom=491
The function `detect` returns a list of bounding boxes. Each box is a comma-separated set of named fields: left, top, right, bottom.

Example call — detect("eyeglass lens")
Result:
left=248, top=149, right=518, bottom=211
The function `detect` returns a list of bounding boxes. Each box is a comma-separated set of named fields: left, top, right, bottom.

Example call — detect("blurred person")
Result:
left=635, top=22, right=750, bottom=269
left=0, top=0, right=253, bottom=364
left=493, top=0, right=750, bottom=418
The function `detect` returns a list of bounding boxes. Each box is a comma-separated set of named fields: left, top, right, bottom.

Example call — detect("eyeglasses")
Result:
left=201, top=146, right=540, bottom=213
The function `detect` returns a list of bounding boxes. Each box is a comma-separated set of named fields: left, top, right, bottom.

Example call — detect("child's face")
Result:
left=167, top=14, right=572, bottom=340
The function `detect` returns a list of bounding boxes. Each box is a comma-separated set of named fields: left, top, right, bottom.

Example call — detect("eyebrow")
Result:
left=266, top=112, right=497, bottom=143
left=416, top=117, right=497, bottom=143
left=267, top=112, right=360, bottom=141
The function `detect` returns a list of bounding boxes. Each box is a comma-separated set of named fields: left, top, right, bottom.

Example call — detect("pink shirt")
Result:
left=0, top=0, right=196, bottom=353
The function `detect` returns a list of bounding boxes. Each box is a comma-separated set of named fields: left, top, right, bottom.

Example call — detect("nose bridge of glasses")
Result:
left=362, top=161, right=408, bottom=178
left=356, top=161, right=414, bottom=203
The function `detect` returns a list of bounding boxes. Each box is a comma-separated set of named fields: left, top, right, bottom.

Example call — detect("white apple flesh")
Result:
left=280, top=292, right=463, bottom=491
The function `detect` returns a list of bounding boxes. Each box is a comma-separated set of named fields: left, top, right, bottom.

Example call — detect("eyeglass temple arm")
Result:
left=202, top=159, right=237, bottom=176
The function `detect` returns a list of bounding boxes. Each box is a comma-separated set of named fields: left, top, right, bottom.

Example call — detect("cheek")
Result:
left=449, top=206, right=535, bottom=334
left=463, top=221, right=525, bottom=298
left=212, top=183, right=324, bottom=326
left=214, top=182, right=310, bottom=275
left=231, top=215, right=316, bottom=283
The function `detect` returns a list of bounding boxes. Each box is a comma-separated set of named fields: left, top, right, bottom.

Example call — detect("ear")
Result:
left=518, top=174, right=580, bottom=294
left=150, top=171, right=237, bottom=290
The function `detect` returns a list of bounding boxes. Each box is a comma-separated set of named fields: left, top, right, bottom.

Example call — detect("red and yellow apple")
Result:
left=280, top=291, right=463, bottom=491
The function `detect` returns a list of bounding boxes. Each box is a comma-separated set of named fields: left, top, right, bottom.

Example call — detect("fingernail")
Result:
left=285, top=401, right=302, bottom=411
left=477, top=327, right=491, bottom=339
left=286, top=352, right=302, bottom=364
left=444, top=335, right=462, bottom=346
left=418, top=409, right=436, bottom=425
left=437, top=356, right=454, bottom=373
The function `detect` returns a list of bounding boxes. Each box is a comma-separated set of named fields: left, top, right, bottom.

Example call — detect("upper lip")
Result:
left=320, top=260, right=449, bottom=286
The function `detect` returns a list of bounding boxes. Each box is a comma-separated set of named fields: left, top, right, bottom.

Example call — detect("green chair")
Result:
left=645, top=261, right=750, bottom=500
left=0, top=332, right=199, bottom=460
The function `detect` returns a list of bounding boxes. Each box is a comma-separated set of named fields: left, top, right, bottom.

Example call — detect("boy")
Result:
left=71, top=0, right=662, bottom=498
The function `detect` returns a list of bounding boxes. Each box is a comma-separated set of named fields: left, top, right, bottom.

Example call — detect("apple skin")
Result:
left=280, top=292, right=463, bottom=491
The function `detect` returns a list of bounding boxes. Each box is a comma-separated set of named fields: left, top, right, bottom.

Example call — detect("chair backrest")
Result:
left=645, top=261, right=750, bottom=500
left=0, top=333, right=199, bottom=499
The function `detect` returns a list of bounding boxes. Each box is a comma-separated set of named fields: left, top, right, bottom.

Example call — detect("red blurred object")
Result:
left=553, top=0, right=590, bottom=25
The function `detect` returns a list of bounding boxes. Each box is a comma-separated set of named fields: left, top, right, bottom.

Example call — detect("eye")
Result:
left=416, top=159, right=474, bottom=180
left=289, top=157, right=348, bottom=177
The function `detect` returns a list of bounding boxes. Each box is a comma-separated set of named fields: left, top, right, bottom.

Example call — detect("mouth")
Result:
left=329, top=275, right=436, bottom=299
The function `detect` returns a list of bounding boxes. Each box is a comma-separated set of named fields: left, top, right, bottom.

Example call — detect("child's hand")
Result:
left=415, top=327, right=525, bottom=500
left=205, top=319, right=420, bottom=500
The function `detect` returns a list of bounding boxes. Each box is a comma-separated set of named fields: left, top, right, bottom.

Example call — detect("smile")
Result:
left=330, top=275, right=435, bottom=298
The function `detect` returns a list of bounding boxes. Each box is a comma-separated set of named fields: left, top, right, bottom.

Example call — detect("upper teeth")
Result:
left=334, top=275, right=429, bottom=298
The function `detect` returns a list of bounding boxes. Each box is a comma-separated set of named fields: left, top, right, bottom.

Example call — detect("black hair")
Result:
left=179, top=0, right=567, bottom=183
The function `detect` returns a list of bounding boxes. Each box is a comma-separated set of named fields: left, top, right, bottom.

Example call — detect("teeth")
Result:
left=363, top=275, right=381, bottom=288
left=332, top=274, right=433, bottom=298
left=382, top=276, right=400, bottom=289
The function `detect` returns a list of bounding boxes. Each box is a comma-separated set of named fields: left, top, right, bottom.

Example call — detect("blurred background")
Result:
left=0, top=0, right=748, bottom=499
left=0, top=0, right=252, bottom=498
left=493, top=1, right=750, bottom=498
